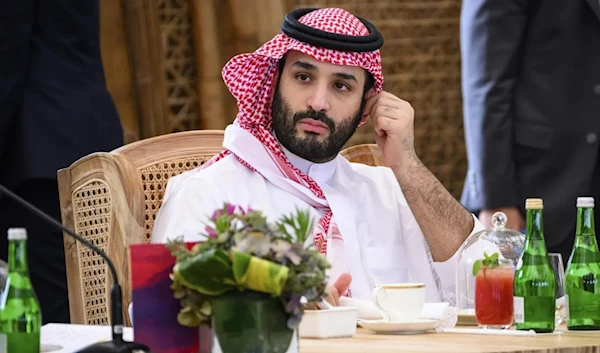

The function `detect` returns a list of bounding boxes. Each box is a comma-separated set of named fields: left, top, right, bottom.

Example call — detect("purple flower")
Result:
left=237, top=204, right=254, bottom=216
left=226, top=203, right=236, bottom=215
left=286, top=293, right=302, bottom=312
left=211, top=203, right=237, bottom=221
left=205, top=226, right=218, bottom=238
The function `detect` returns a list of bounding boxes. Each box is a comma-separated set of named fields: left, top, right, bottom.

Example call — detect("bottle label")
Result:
left=514, top=296, right=525, bottom=323
left=567, top=288, right=600, bottom=320
left=513, top=295, right=556, bottom=324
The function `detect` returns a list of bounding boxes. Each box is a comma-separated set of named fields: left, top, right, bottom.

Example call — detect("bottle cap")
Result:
left=577, top=197, right=595, bottom=208
left=7, top=228, right=27, bottom=241
left=525, top=198, right=543, bottom=210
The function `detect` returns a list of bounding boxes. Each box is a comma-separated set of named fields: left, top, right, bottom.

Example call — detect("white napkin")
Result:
left=339, top=297, right=381, bottom=320
left=420, top=302, right=458, bottom=329
left=339, top=297, right=457, bottom=329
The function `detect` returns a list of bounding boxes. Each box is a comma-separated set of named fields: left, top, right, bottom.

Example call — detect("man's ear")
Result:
left=361, top=88, right=377, bottom=117
left=273, top=68, right=281, bottom=87
left=364, top=87, right=377, bottom=101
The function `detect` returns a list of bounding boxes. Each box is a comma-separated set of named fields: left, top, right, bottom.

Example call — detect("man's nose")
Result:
left=306, top=84, right=330, bottom=112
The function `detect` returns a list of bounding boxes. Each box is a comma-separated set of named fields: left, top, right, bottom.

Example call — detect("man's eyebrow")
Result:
left=292, top=60, right=358, bottom=82
left=292, top=61, right=317, bottom=70
left=333, top=72, right=358, bottom=83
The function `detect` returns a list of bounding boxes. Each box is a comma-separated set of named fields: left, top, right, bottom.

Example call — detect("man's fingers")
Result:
left=371, top=115, right=397, bottom=136
left=326, top=286, right=339, bottom=306
left=362, top=92, right=381, bottom=117
left=333, top=273, right=352, bottom=297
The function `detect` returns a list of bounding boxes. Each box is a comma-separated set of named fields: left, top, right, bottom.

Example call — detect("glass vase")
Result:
left=211, top=291, right=298, bottom=353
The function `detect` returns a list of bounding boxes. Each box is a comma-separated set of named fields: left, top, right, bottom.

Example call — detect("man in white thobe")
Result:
left=151, top=7, right=485, bottom=306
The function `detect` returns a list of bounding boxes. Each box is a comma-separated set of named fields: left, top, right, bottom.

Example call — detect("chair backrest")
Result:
left=57, top=135, right=384, bottom=326
left=339, top=144, right=386, bottom=167
left=57, top=130, right=225, bottom=326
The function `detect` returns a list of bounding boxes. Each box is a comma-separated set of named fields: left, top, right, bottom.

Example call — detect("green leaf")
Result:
left=472, top=252, right=501, bottom=276
left=472, top=259, right=482, bottom=276
left=177, top=306, right=203, bottom=327
left=232, top=252, right=289, bottom=296
left=174, top=249, right=235, bottom=296
left=277, top=207, right=315, bottom=245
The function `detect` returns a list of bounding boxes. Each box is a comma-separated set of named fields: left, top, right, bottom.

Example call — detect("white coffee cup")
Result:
left=372, top=283, right=425, bottom=322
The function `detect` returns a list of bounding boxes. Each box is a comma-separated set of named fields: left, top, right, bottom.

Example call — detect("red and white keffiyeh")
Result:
left=201, top=8, right=384, bottom=257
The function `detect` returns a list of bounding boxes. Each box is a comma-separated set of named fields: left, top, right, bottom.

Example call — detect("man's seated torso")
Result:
left=152, top=150, right=454, bottom=302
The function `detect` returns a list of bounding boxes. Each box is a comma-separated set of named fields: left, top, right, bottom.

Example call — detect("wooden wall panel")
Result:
left=122, top=0, right=171, bottom=138
left=99, top=0, right=140, bottom=143
left=189, top=0, right=232, bottom=130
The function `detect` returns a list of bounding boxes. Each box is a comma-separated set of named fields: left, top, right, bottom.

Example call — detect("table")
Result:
left=300, top=328, right=600, bottom=353
left=41, top=324, right=600, bottom=353
left=41, top=324, right=134, bottom=353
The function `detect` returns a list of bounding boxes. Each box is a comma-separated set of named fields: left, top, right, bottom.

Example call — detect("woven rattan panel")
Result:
left=140, top=155, right=218, bottom=242
left=285, top=0, right=466, bottom=198
left=157, top=0, right=201, bottom=132
left=72, top=180, right=112, bottom=325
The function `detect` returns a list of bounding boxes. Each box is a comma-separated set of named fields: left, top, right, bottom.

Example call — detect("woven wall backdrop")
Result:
left=146, top=0, right=467, bottom=199
left=285, top=0, right=468, bottom=199
left=157, top=0, right=202, bottom=133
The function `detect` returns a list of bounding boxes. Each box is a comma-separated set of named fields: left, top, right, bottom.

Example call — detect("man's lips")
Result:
left=298, top=119, right=329, bottom=134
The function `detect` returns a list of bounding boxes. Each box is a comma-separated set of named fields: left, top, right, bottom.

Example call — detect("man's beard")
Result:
left=271, top=88, right=363, bottom=163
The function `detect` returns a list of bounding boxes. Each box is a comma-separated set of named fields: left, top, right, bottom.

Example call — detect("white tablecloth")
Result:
left=41, top=324, right=134, bottom=353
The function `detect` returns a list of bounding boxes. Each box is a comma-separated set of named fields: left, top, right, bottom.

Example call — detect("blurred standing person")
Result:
left=0, top=0, right=124, bottom=323
left=459, top=0, right=600, bottom=262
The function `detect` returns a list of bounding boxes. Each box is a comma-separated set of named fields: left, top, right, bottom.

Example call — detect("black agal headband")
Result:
left=281, top=8, right=384, bottom=53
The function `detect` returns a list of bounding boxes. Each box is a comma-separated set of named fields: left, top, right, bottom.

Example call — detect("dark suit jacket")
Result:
left=0, top=0, right=123, bottom=189
left=460, top=0, right=600, bottom=247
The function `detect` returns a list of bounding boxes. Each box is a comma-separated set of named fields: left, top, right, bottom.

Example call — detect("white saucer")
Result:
left=357, top=318, right=440, bottom=334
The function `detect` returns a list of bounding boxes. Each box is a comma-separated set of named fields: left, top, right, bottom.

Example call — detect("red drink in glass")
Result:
left=475, top=260, right=514, bottom=329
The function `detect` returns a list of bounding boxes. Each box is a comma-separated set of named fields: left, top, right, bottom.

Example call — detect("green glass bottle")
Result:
left=565, top=196, right=600, bottom=330
left=0, top=228, right=41, bottom=353
left=513, top=198, right=556, bottom=333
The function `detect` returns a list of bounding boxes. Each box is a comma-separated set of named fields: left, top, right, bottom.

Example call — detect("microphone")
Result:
left=0, top=183, right=151, bottom=353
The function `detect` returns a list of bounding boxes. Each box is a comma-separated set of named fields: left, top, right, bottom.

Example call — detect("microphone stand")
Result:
left=0, top=184, right=151, bottom=353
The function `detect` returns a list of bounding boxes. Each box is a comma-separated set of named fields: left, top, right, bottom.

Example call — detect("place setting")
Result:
left=350, top=283, right=452, bottom=335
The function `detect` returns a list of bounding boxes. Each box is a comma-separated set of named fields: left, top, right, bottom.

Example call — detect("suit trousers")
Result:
left=0, top=179, right=70, bottom=324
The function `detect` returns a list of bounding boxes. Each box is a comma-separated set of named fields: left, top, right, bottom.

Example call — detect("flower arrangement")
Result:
left=166, top=203, right=331, bottom=331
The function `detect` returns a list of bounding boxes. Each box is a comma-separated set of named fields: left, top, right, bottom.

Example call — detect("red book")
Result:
left=129, top=243, right=212, bottom=353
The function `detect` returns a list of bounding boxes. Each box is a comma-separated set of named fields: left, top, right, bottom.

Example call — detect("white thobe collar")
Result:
left=275, top=137, right=338, bottom=185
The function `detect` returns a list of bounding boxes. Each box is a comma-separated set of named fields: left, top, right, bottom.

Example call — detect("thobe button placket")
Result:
left=307, top=163, right=334, bottom=184
left=586, top=133, right=598, bottom=145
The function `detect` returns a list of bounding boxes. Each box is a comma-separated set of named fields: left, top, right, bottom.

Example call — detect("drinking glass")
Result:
left=475, top=258, right=515, bottom=329
left=548, top=253, right=566, bottom=326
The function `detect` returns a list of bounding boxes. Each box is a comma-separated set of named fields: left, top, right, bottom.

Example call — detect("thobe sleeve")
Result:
left=150, top=171, right=231, bottom=243
left=429, top=214, right=486, bottom=305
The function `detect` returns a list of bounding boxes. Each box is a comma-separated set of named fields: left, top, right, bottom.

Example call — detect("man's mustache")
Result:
left=292, top=110, right=335, bottom=133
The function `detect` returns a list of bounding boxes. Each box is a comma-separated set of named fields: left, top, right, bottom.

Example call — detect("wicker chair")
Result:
left=57, top=131, right=384, bottom=326
left=57, top=130, right=225, bottom=326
